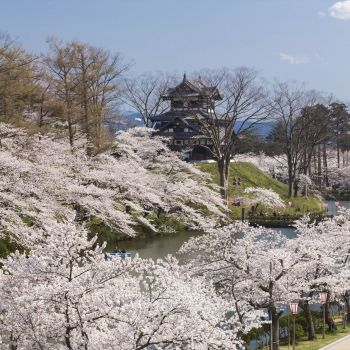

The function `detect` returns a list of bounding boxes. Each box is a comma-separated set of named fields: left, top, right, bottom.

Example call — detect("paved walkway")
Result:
left=320, top=335, right=350, bottom=350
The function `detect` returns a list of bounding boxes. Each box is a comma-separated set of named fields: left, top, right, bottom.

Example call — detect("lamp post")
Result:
left=320, top=291, right=328, bottom=339
left=289, top=303, right=298, bottom=350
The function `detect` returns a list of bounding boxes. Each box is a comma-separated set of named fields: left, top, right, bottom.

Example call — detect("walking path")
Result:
left=319, top=335, right=350, bottom=350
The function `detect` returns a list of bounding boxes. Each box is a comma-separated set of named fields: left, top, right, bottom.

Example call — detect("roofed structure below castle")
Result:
left=150, top=74, right=222, bottom=161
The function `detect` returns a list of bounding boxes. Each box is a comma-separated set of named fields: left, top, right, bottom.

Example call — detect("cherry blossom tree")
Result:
left=286, top=217, right=337, bottom=340
left=244, top=187, right=285, bottom=209
left=295, top=174, right=313, bottom=197
left=181, top=222, right=298, bottom=350
left=286, top=210, right=350, bottom=339
left=0, top=219, right=242, bottom=349
left=243, top=187, right=285, bottom=217
left=0, top=123, right=225, bottom=243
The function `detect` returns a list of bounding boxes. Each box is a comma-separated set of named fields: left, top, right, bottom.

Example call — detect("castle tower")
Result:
left=150, top=75, right=222, bottom=160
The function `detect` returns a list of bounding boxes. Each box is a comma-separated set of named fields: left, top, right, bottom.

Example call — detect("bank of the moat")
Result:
left=199, top=162, right=325, bottom=217
left=105, top=201, right=349, bottom=261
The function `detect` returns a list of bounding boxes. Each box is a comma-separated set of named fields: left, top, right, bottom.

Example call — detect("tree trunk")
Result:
left=300, top=300, right=316, bottom=340
left=270, top=305, right=281, bottom=350
left=323, top=143, right=329, bottom=187
left=337, top=141, right=340, bottom=168
left=325, top=296, right=332, bottom=330
left=313, top=151, right=317, bottom=184
left=345, top=291, right=350, bottom=323
left=224, top=154, right=230, bottom=206
left=287, top=160, right=293, bottom=198
left=317, top=144, right=322, bottom=188
left=10, top=332, right=17, bottom=350
left=39, top=103, right=44, bottom=128
left=217, top=159, right=228, bottom=206
left=63, top=75, right=74, bottom=149
left=67, top=116, right=74, bottom=149
left=288, top=178, right=293, bottom=198
left=308, top=152, right=313, bottom=185
left=293, top=182, right=298, bottom=197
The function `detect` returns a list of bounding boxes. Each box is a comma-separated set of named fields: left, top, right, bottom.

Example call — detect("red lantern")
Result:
left=289, top=303, right=299, bottom=315
left=320, top=292, right=328, bottom=304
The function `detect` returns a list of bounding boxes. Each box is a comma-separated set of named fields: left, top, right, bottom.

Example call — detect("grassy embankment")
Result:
left=198, top=162, right=324, bottom=225
left=279, top=316, right=350, bottom=350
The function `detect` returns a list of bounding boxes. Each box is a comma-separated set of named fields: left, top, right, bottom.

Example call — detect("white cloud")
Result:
left=329, top=1, right=350, bottom=20
left=279, top=53, right=310, bottom=65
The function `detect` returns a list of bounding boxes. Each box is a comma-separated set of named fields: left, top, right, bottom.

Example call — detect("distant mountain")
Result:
left=106, top=111, right=274, bottom=137
left=234, top=121, right=273, bottom=138
left=104, top=112, right=144, bottom=133
left=251, top=122, right=274, bottom=137
left=121, top=111, right=143, bottom=125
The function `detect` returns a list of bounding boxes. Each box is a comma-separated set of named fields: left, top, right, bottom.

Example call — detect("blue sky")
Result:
left=1, top=0, right=350, bottom=100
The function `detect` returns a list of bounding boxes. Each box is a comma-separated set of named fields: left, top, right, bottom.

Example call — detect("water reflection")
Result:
left=114, top=201, right=350, bottom=260
left=116, top=230, right=203, bottom=260
left=326, top=200, right=350, bottom=216
left=115, top=227, right=297, bottom=260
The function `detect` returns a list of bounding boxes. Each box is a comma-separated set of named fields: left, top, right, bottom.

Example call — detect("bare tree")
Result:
left=44, top=38, right=128, bottom=152
left=297, top=102, right=331, bottom=190
left=73, top=41, right=129, bottom=152
left=329, top=102, right=350, bottom=169
left=270, top=82, right=307, bottom=198
left=33, top=65, right=65, bottom=128
left=198, top=68, right=270, bottom=204
left=43, top=38, right=79, bottom=147
left=121, top=72, right=176, bottom=127
left=270, top=83, right=329, bottom=197
left=0, top=33, right=38, bottom=123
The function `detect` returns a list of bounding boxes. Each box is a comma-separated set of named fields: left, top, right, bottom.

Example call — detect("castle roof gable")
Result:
left=161, top=76, right=222, bottom=100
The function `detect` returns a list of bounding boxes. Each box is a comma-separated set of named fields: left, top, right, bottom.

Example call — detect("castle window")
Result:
left=189, top=101, right=200, bottom=109
left=172, top=101, right=183, bottom=109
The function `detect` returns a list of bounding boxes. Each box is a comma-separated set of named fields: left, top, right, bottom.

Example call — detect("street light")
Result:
left=289, top=303, right=299, bottom=350
left=320, top=291, right=328, bottom=339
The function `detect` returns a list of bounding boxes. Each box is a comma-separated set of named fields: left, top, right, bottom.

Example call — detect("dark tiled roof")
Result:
left=162, top=79, right=222, bottom=100
left=150, top=110, right=210, bottom=122
left=155, top=131, right=207, bottom=140
left=172, top=132, right=207, bottom=140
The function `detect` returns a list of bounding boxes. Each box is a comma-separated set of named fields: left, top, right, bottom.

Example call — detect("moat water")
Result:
left=115, top=226, right=295, bottom=260
left=115, top=201, right=350, bottom=260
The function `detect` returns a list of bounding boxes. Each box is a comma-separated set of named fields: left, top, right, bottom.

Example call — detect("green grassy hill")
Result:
left=198, top=162, right=324, bottom=220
